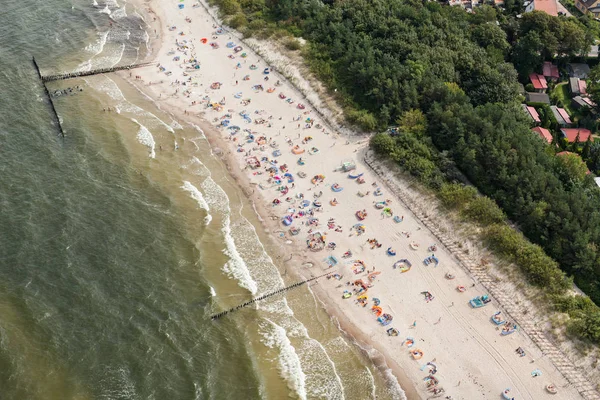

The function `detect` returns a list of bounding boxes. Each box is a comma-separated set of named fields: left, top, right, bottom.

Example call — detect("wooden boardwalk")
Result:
left=363, top=154, right=600, bottom=400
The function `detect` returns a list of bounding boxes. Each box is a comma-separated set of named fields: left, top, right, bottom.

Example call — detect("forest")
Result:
left=210, top=0, right=600, bottom=342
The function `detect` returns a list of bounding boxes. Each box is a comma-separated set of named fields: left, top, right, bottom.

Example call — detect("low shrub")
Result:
left=485, top=224, right=571, bottom=294
left=462, top=196, right=506, bottom=225
left=438, top=183, right=477, bottom=209
left=283, top=37, right=301, bottom=51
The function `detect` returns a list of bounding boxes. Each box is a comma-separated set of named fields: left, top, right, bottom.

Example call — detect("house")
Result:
left=579, top=80, right=587, bottom=95
left=522, top=104, right=541, bottom=124
left=570, top=77, right=581, bottom=95
left=529, top=73, right=548, bottom=92
left=567, top=63, right=591, bottom=79
left=525, top=0, right=559, bottom=15
left=588, top=45, right=599, bottom=58
left=551, top=106, right=572, bottom=126
left=574, top=0, right=600, bottom=17
left=574, top=95, right=596, bottom=110
left=525, top=92, right=550, bottom=104
left=572, top=96, right=590, bottom=110
left=532, top=126, right=553, bottom=143
left=560, top=128, right=592, bottom=142
left=569, top=77, right=587, bottom=96
left=543, top=62, right=560, bottom=81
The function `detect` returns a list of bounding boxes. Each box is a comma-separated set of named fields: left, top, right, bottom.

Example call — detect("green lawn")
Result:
left=551, top=82, right=576, bottom=116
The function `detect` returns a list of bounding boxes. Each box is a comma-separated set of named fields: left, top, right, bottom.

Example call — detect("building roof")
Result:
left=522, top=104, right=540, bottom=123
left=532, top=126, right=553, bottom=143
left=557, top=108, right=572, bottom=124
left=572, top=96, right=589, bottom=108
left=527, top=105, right=541, bottom=123
left=525, top=92, right=550, bottom=104
left=582, top=0, right=600, bottom=8
left=569, top=77, right=581, bottom=95
left=529, top=73, right=548, bottom=90
left=542, top=62, right=560, bottom=79
left=551, top=105, right=571, bottom=125
left=532, top=0, right=559, bottom=15
left=568, top=63, right=591, bottom=79
left=579, top=80, right=587, bottom=95
left=560, top=128, right=593, bottom=142
left=583, top=97, right=596, bottom=107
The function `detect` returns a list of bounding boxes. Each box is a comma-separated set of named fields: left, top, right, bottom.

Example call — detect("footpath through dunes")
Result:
left=120, top=0, right=595, bottom=398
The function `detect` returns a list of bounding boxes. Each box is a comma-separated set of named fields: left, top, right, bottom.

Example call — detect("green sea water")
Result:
left=0, top=1, right=406, bottom=399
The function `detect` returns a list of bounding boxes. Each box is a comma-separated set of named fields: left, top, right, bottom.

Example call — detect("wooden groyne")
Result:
left=40, top=62, right=153, bottom=82
left=32, top=57, right=65, bottom=137
left=210, top=271, right=332, bottom=320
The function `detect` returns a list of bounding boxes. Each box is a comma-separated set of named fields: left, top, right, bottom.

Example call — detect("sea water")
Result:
left=0, top=0, right=405, bottom=399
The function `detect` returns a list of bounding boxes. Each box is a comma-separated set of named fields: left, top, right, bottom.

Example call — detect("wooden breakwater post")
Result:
left=40, top=61, right=154, bottom=82
left=32, top=57, right=65, bottom=137
left=210, top=271, right=333, bottom=320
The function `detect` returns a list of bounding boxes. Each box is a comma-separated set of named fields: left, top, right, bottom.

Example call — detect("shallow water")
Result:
left=0, top=1, right=405, bottom=399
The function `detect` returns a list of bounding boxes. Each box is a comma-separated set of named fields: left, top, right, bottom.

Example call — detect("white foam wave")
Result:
left=181, top=181, right=212, bottom=225
left=93, top=0, right=99, bottom=6
left=226, top=212, right=345, bottom=398
left=221, top=215, right=258, bottom=294
left=261, top=320, right=307, bottom=400
left=111, top=6, right=127, bottom=20
left=92, top=44, right=125, bottom=69
left=131, top=118, right=155, bottom=158
left=190, top=157, right=211, bottom=177
left=382, top=368, right=406, bottom=400
left=200, top=177, right=229, bottom=214
left=191, top=124, right=207, bottom=138
left=209, top=286, right=216, bottom=297
left=85, top=31, right=109, bottom=55
left=99, top=4, right=111, bottom=14
left=88, top=76, right=176, bottom=137
left=171, top=120, right=183, bottom=130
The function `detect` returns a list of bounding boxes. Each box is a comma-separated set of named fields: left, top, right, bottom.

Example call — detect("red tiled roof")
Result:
left=532, top=127, right=553, bottom=143
left=529, top=73, right=548, bottom=90
left=556, top=107, right=572, bottom=124
left=542, top=62, right=559, bottom=79
left=560, top=128, right=592, bottom=142
left=579, top=80, right=587, bottom=95
left=583, top=97, right=595, bottom=107
left=533, top=0, right=558, bottom=16
left=526, top=106, right=541, bottom=123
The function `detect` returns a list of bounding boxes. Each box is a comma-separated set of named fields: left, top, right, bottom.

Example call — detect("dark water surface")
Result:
left=0, top=1, right=405, bottom=399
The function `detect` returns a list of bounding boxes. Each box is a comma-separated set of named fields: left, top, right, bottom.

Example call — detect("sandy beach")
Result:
left=121, top=1, right=587, bottom=398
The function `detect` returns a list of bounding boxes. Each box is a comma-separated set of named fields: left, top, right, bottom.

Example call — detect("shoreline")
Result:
left=126, top=2, right=419, bottom=397
left=119, top=1, right=586, bottom=399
